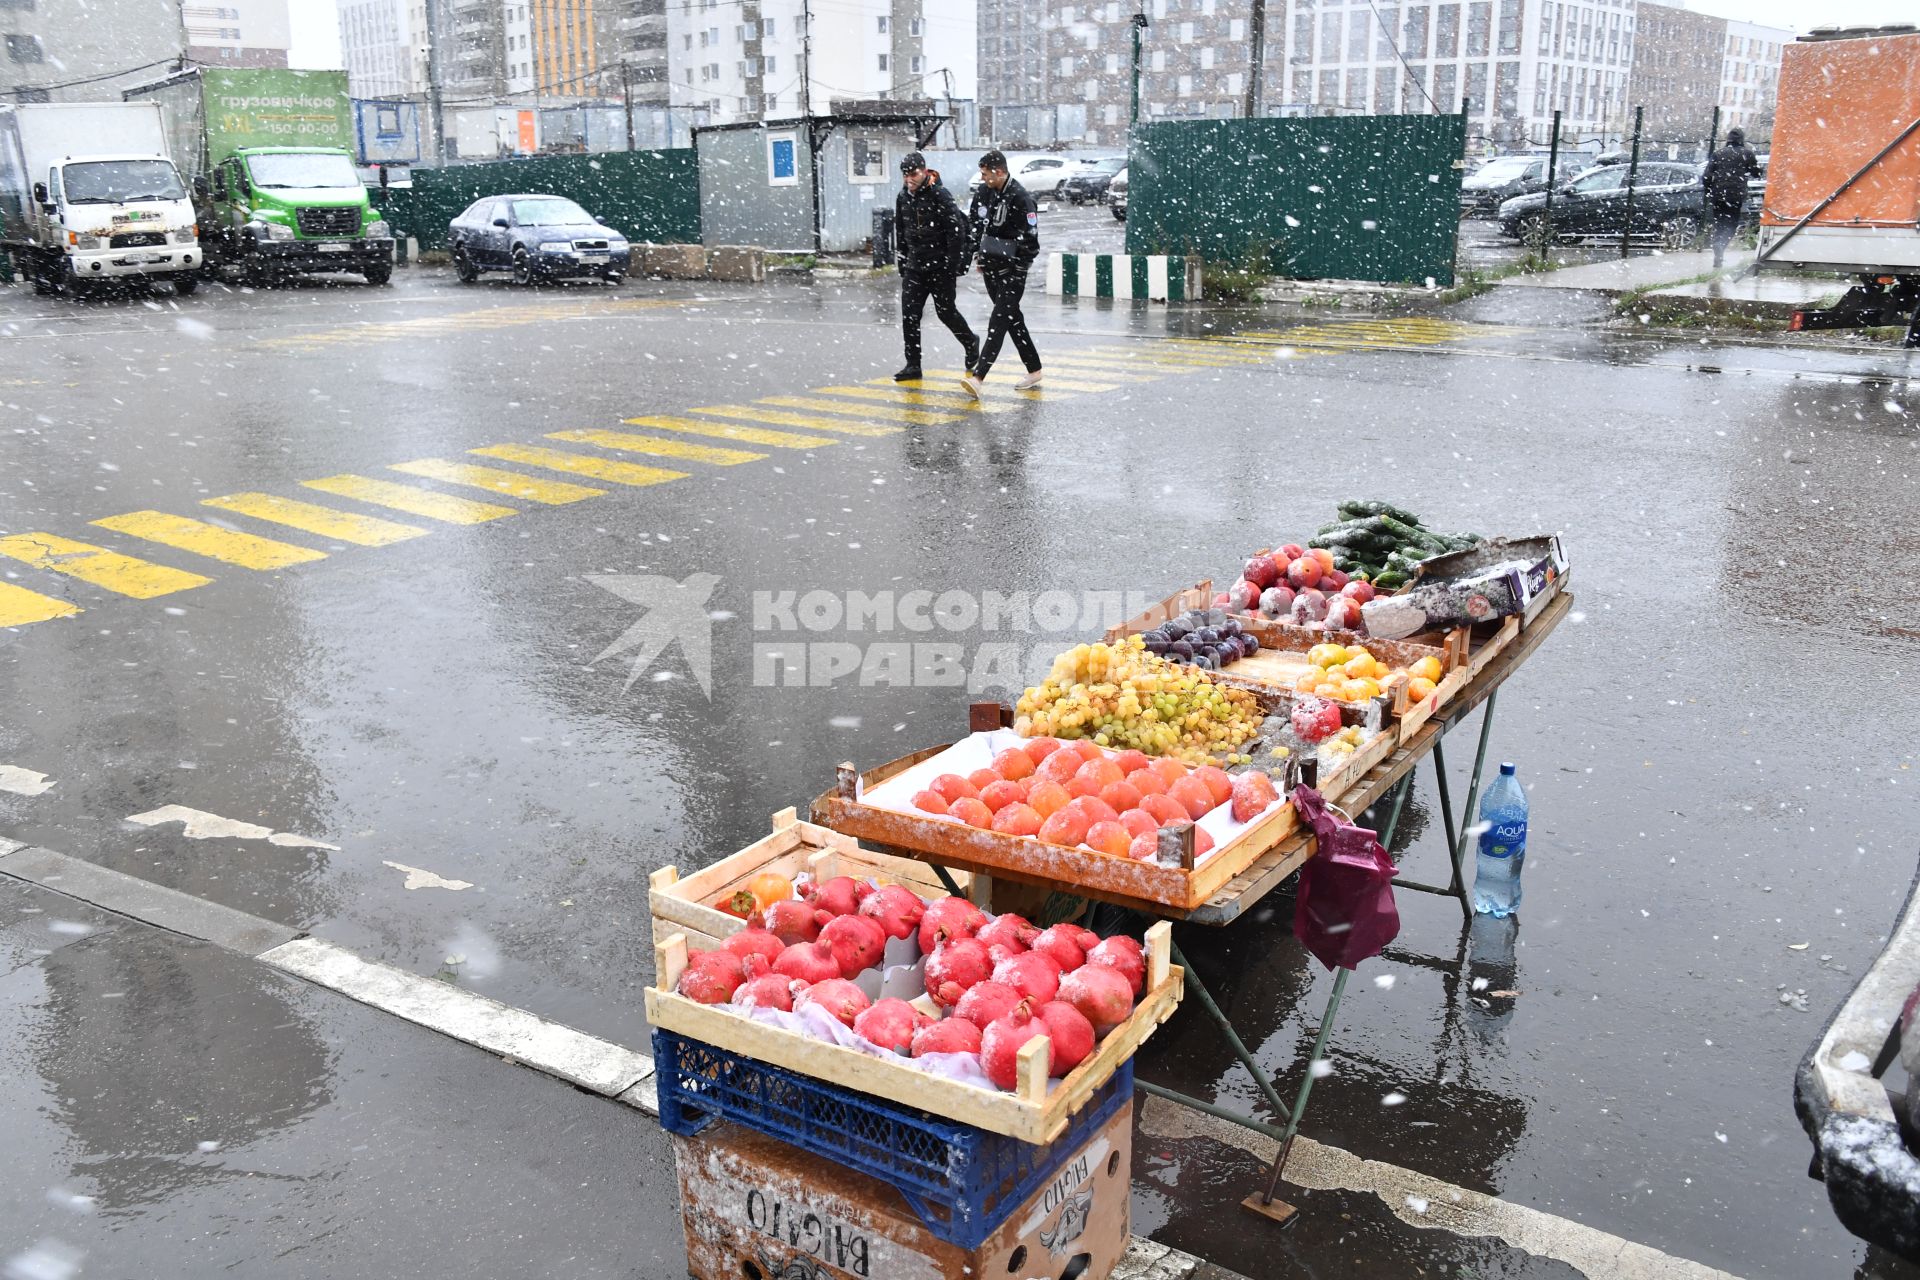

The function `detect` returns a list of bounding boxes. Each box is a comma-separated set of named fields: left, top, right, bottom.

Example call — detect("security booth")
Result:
left=694, top=104, right=947, bottom=255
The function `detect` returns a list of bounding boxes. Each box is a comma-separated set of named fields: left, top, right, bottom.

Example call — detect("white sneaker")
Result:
left=1014, top=370, right=1043, bottom=390
left=959, top=373, right=983, bottom=399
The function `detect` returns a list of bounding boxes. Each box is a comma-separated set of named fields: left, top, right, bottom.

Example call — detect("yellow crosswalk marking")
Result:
left=692, top=405, right=904, bottom=437
left=92, top=511, right=329, bottom=570
left=0, top=581, right=81, bottom=626
left=299, top=475, right=519, bottom=524
left=811, top=385, right=1016, bottom=413
left=1135, top=343, right=1273, bottom=363
left=388, top=459, right=606, bottom=504
left=1001, top=361, right=1165, bottom=384
left=756, top=396, right=958, bottom=427
left=907, top=372, right=1125, bottom=394
left=620, top=415, right=842, bottom=449
left=548, top=428, right=766, bottom=466
left=470, top=444, right=690, bottom=486
left=202, top=494, right=428, bottom=546
left=0, top=532, right=211, bottom=599
left=1074, top=347, right=1256, bottom=368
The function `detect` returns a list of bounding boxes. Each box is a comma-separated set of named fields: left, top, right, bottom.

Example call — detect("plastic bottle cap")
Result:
left=1499, top=762, right=1516, bottom=775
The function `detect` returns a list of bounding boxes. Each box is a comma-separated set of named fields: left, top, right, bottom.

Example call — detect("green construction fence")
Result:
left=1125, top=114, right=1467, bottom=287
left=375, top=148, right=701, bottom=252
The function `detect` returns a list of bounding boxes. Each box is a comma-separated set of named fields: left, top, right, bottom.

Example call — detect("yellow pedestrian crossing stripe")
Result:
left=0, top=532, right=211, bottom=599
left=690, top=405, right=903, bottom=437
left=92, top=511, right=329, bottom=570
left=812, top=385, right=1016, bottom=413
left=0, top=580, right=81, bottom=626
left=389, top=459, right=606, bottom=504
left=5, top=316, right=1529, bottom=628
left=757, top=396, right=960, bottom=427
left=203, top=494, right=429, bottom=547
left=620, top=415, right=842, bottom=449
left=470, top=444, right=690, bottom=487
left=301, top=475, right=520, bottom=525
left=548, top=428, right=766, bottom=466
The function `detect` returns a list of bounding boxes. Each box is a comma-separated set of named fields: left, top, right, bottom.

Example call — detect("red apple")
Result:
left=1227, top=579, right=1260, bottom=611
left=1278, top=543, right=1306, bottom=561
left=1287, top=556, right=1322, bottom=589
left=1322, top=568, right=1350, bottom=590
left=1243, top=556, right=1279, bottom=590
left=1341, top=580, right=1376, bottom=604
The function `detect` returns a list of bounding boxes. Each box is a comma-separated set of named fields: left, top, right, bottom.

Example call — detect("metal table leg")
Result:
left=1165, top=940, right=1291, bottom=1120
left=1392, top=691, right=1501, bottom=920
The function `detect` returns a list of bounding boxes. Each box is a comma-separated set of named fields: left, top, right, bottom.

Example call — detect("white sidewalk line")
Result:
left=260, top=936, right=654, bottom=1098
left=1139, top=1096, right=1745, bottom=1280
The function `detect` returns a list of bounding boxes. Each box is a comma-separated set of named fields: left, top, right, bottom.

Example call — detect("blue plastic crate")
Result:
left=652, top=1027, right=1133, bottom=1250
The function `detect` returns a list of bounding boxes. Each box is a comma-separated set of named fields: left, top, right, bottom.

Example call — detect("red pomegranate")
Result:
left=820, top=913, right=888, bottom=978
left=918, top=896, right=989, bottom=954
left=992, top=950, right=1063, bottom=1006
left=772, top=939, right=842, bottom=986
left=1033, top=1000, right=1097, bottom=1075
left=1053, top=923, right=1102, bottom=954
left=858, top=884, right=927, bottom=942
left=676, top=951, right=751, bottom=1004
left=911, top=1017, right=984, bottom=1057
left=923, top=936, right=994, bottom=1009
left=1085, top=936, right=1146, bottom=996
left=722, top=927, right=785, bottom=967
left=853, top=997, right=929, bottom=1054
left=799, top=978, right=871, bottom=1028
left=804, top=875, right=873, bottom=917
left=975, top=913, right=1040, bottom=955
left=1059, top=963, right=1136, bottom=1036
left=954, top=979, right=1024, bottom=1030
left=736, top=974, right=801, bottom=1012
left=762, top=899, right=830, bottom=946
left=1028, top=926, right=1087, bottom=974
left=980, top=1004, right=1050, bottom=1090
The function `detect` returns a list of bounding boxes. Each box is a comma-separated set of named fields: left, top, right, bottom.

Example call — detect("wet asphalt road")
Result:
left=1, top=263, right=1918, bottom=1278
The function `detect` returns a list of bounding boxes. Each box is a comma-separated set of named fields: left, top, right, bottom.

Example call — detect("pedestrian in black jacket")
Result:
left=962, top=150, right=1042, bottom=396
left=1701, top=127, right=1761, bottom=268
left=893, top=152, right=977, bottom=381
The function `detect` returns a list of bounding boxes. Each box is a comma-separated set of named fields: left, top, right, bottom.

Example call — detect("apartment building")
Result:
left=340, top=0, right=432, bottom=98
left=184, top=0, right=292, bottom=68
left=1718, top=19, right=1783, bottom=137
left=1631, top=0, right=1720, bottom=142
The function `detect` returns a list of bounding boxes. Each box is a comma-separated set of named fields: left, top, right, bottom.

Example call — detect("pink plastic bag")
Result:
left=1292, top=785, right=1401, bottom=971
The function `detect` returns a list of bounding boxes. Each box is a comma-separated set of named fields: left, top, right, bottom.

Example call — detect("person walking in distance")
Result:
left=892, top=152, right=977, bottom=381
left=1701, top=127, right=1760, bottom=269
left=962, top=150, right=1042, bottom=397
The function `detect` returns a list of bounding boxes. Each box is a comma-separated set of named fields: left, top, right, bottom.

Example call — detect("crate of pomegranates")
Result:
left=642, top=884, right=1181, bottom=1145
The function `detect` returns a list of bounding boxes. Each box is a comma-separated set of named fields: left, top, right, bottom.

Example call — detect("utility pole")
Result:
left=799, top=0, right=813, bottom=122
left=1619, top=104, right=1643, bottom=260
left=1244, top=0, right=1266, bottom=121
left=422, top=0, right=446, bottom=164
left=1130, top=11, right=1149, bottom=127
left=622, top=60, right=635, bottom=151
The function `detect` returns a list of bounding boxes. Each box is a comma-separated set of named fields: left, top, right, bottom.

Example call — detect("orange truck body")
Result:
left=1758, top=28, right=1920, bottom=275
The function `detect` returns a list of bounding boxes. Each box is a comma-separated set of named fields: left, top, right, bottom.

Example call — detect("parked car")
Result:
left=1497, top=162, right=1709, bottom=248
left=968, top=155, right=1075, bottom=197
left=447, top=193, right=629, bottom=285
left=1461, top=154, right=1591, bottom=216
left=1109, top=166, right=1129, bottom=221
left=1059, top=157, right=1128, bottom=204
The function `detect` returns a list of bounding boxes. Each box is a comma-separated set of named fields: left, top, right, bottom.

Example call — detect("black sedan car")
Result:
left=1059, top=157, right=1128, bottom=205
left=1497, top=162, right=1710, bottom=249
left=447, top=194, right=630, bottom=285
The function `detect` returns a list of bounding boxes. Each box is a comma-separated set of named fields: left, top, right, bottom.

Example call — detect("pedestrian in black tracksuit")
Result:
left=1701, top=127, right=1760, bottom=268
left=962, top=150, right=1042, bottom=395
left=893, top=152, right=977, bottom=381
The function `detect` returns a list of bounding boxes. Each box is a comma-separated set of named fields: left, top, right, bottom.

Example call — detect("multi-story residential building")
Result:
left=3, top=0, right=187, bottom=102
left=183, top=0, right=293, bottom=68
left=1631, top=0, right=1721, bottom=144
left=1718, top=19, right=1784, bottom=138
left=340, top=0, right=432, bottom=98
left=977, top=0, right=1051, bottom=109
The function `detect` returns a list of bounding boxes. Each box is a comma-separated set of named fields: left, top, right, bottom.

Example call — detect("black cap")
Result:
left=899, top=151, right=926, bottom=173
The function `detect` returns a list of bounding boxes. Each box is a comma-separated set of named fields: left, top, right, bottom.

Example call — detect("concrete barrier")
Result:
left=706, top=245, right=766, bottom=284
left=1045, top=252, right=1202, bottom=302
left=640, top=243, right=708, bottom=279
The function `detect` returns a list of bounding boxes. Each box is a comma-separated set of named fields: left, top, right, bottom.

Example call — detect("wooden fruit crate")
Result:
left=645, top=921, right=1182, bottom=1145
left=648, top=808, right=975, bottom=951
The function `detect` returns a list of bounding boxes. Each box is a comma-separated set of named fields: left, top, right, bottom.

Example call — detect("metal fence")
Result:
left=1124, top=113, right=1468, bottom=286
left=375, top=148, right=701, bottom=252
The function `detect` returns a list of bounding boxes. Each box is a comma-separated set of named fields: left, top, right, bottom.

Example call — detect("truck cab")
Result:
left=28, top=153, right=201, bottom=293
left=200, top=146, right=392, bottom=285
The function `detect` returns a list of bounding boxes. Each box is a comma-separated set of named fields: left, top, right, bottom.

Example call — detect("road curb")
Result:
left=0, top=842, right=298, bottom=954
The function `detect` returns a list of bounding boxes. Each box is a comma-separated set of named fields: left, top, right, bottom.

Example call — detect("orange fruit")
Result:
left=1140, top=794, right=1189, bottom=826
left=1022, top=736, right=1063, bottom=763
left=1038, top=748, right=1084, bottom=785
left=1075, top=759, right=1125, bottom=791
left=1113, top=749, right=1153, bottom=775
left=1027, top=779, right=1072, bottom=817
left=1408, top=675, right=1438, bottom=703
left=912, top=789, right=950, bottom=815
left=1120, top=808, right=1161, bottom=838
left=1168, top=775, right=1216, bottom=820
left=1085, top=820, right=1133, bottom=857
left=949, top=797, right=995, bottom=828
left=980, top=780, right=1026, bottom=812
left=991, top=803, right=1044, bottom=837
left=968, top=767, right=1003, bottom=791
left=1150, top=757, right=1189, bottom=786
left=932, top=773, right=980, bottom=804
left=992, top=748, right=1036, bottom=781
left=1038, top=809, right=1091, bottom=847
left=1193, top=765, right=1234, bottom=806
left=1410, top=656, right=1443, bottom=683
left=1100, top=780, right=1144, bottom=813
left=1128, top=769, right=1169, bottom=797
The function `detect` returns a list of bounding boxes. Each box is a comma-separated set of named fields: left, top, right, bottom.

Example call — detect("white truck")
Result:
left=0, top=101, right=202, bottom=295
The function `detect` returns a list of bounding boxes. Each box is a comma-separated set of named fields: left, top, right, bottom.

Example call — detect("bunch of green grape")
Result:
left=1014, top=637, right=1265, bottom=764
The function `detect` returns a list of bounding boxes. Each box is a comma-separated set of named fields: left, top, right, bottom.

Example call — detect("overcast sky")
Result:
left=288, top=1, right=1917, bottom=70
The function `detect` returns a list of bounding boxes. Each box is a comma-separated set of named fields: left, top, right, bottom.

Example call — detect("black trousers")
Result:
left=901, top=270, right=976, bottom=367
left=1709, top=205, right=1743, bottom=260
left=976, top=263, right=1040, bottom=377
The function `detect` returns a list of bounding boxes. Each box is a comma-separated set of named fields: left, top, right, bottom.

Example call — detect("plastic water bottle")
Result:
left=1472, top=762, right=1528, bottom=917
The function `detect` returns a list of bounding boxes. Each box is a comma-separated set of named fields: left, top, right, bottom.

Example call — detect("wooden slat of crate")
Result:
left=649, top=807, right=975, bottom=947
left=1313, top=723, right=1401, bottom=806
left=647, top=922, right=1182, bottom=1145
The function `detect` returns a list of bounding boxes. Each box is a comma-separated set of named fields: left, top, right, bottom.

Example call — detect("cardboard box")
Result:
left=674, top=1102, right=1134, bottom=1280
